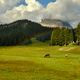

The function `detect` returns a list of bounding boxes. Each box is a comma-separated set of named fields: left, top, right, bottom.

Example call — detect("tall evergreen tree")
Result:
left=76, top=23, right=80, bottom=45
left=50, top=28, right=60, bottom=45
left=50, top=27, right=73, bottom=46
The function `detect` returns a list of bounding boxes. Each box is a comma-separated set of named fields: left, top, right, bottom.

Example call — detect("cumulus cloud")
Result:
left=25, top=0, right=42, bottom=11
left=0, top=0, right=43, bottom=23
left=0, top=0, right=80, bottom=27
left=0, top=0, right=21, bottom=14
left=43, top=0, right=80, bottom=27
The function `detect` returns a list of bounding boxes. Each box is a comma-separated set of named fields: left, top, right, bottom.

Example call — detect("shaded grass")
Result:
left=0, top=61, right=80, bottom=80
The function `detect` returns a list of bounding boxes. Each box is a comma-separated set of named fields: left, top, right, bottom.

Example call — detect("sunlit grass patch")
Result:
left=0, top=43, right=80, bottom=80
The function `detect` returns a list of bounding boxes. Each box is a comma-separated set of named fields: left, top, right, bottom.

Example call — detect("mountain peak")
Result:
left=40, top=19, right=72, bottom=29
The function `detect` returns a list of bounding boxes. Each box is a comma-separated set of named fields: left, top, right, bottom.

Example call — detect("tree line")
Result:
left=0, top=20, right=51, bottom=46
left=50, top=23, right=80, bottom=46
left=36, top=23, right=80, bottom=46
left=0, top=19, right=80, bottom=46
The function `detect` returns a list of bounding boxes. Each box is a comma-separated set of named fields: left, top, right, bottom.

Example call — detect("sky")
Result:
left=18, top=0, right=56, bottom=6
left=0, top=0, right=80, bottom=27
left=36, top=0, right=56, bottom=6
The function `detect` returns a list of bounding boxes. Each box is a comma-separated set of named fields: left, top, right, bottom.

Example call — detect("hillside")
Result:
left=0, top=19, right=79, bottom=46
left=0, top=19, right=52, bottom=45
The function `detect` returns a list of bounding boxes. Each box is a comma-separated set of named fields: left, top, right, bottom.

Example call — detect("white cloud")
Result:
left=25, top=0, right=36, bottom=4
left=0, top=0, right=43, bottom=23
left=73, top=0, right=80, bottom=4
left=43, top=0, right=80, bottom=27
left=0, top=0, right=80, bottom=27
left=25, top=0, right=42, bottom=11
left=0, top=0, right=21, bottom=14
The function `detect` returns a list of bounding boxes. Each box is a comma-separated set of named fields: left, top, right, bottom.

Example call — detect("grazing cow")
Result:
left=44, top=54, right=50, bottom=58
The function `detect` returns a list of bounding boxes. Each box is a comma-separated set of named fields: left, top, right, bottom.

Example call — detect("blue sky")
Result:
left=38, top=0, right=56, bottom=6
left=18, top=0, right=56, bottom=6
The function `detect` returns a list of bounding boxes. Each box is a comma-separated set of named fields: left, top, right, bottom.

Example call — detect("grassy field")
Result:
left=0, top=42, right=80, bottom=80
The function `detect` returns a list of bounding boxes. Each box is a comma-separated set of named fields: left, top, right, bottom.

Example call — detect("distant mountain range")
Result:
left=40, top=19, right=72, bottom=29
left=0, top=19, right=72, bottom=29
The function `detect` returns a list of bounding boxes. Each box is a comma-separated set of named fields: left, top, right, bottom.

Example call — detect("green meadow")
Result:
left=0, top=42, right=80, bottom=80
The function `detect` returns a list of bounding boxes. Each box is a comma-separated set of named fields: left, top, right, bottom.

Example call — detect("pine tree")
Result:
left=50, top=28, right=61, bottom=45
left=76, top=23, right=80, bottom=45
left=50, top=27, right=73, bottom=46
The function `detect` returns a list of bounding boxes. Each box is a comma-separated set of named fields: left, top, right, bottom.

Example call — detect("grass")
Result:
left=0, top=42, right=80, bottom=80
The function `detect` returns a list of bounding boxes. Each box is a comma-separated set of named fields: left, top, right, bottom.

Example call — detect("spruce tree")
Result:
left=76, top=23, right=80, bottom=45
left=50, top=27, right=73, bottom=46
left=50, top=28, right=61, bottom=45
